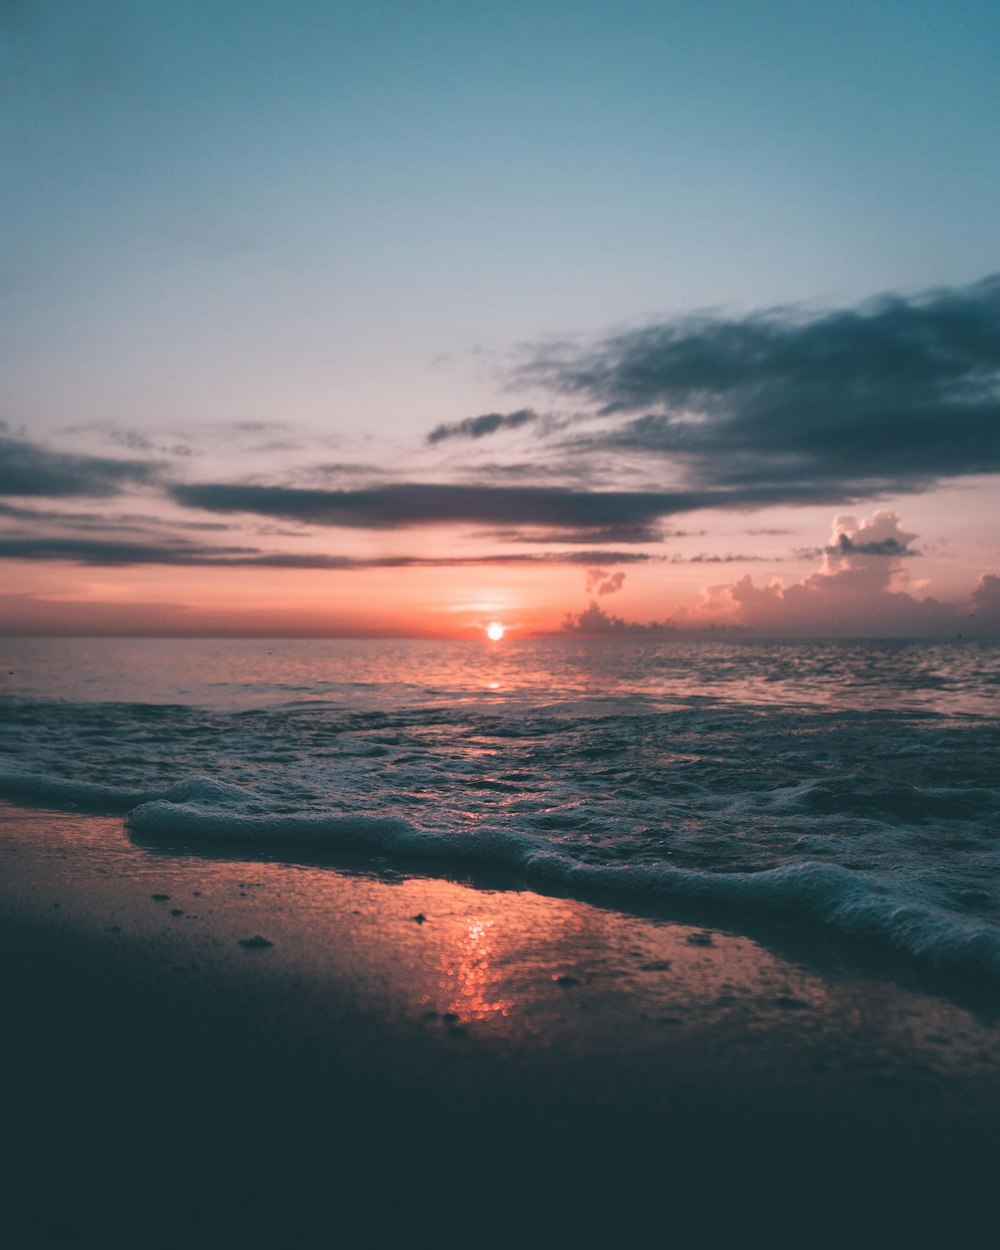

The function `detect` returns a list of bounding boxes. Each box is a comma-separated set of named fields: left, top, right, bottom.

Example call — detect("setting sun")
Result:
left=486, top=621, right=505, bottom=641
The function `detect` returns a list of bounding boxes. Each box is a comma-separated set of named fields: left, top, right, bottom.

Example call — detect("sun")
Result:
left=486, top=621, right=505, bottom=641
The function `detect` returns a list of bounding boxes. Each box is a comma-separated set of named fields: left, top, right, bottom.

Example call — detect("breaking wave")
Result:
left=118, top=778, right=1000, bottom=980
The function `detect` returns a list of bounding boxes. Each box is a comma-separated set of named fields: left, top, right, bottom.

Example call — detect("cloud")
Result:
left=168, top=481, right=761, bottom=529
left=312, top=462, right=388, bottom=479
left=672, top=552, right=772, bottom=564
left=824, top=511, right=919, bottom=560
left=427, top=408, right=539, bottom=445
left=519, top=274, right=1000, bottom=502
left=0, top=537, right=264, bottom=565
left=697, top=511, right=986, bottom=636
left=562, top=602, right=683, bottom=637
left=585, top=567, right=626, bottom=596
left=483, top=524, right=665, bottom=545
left=0, top=500, right=231, bottom=532
left=0, top=434, right=160, bottom=497
left=560, top=511, right=999, bottom=638
left=0, top=533, right=656, bottom=570
left=105, top=429, right=192, bottom=458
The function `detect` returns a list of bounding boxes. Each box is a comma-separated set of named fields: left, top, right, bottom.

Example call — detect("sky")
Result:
left=2, top=0, right=999, bottom=638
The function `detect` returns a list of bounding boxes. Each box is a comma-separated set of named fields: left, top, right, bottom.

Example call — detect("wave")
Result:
left=0, top=770, right=253, bottom=815
left=121, top=778, right=1000, bottom=983
left=4, top=766, right=999, bottom=981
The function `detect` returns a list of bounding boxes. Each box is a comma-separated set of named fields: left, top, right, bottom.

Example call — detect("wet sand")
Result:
left=2, top=801, right=1000, bottom=1248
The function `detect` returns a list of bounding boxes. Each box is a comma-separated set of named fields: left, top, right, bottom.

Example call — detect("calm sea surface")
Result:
left=1, top=636, right=998, bottom=977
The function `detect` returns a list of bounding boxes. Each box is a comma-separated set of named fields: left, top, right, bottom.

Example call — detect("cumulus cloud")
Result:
left=824, top=511, right=919, bottom=560
left=427, top=408, right=539, bottom=445
left=562, top=601, right=681, bottom=637
left=518, top=274, right=1000, bottom=503
left=560, top=511, right=998, bottom=638
left=697, top=511, right=983, bottom=636
left=0, top=433, right=160, bottom=497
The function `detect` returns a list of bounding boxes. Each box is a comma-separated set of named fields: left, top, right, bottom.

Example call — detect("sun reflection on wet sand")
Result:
left=434, top=916, right=513, bottom=1022
left=4, top=804, right=1000, bottom=1081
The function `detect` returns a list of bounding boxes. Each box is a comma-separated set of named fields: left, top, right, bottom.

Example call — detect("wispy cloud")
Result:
left=427, top=408, right=539, bottom=445
left=673, top=552, right=772, bottom=564
left=0, top=534, right=656, bottom=569
left=483, top=524, right=665, bottom=545
left=0, top=501, right=230, bottom=532
left=0, top=433, right=160, bottom=497
left=585, top=567, right=626, bottom=596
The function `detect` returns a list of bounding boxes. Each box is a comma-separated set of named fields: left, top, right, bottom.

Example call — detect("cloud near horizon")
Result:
left=700, top=510, right=1000, bottom=637
left=564, top=511, right=1000, bottom=638
left=562, top=601, right=683, bottom=637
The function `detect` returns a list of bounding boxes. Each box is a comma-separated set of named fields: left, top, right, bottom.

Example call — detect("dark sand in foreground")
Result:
left=2, top=802, right=999, bottom=1248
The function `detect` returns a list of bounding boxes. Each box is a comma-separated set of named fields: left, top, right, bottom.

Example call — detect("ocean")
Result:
left=1, top=635, right=998, bottom=981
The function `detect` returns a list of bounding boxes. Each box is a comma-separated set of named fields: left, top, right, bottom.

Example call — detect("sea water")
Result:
left=1, top=636, right=998, bottom=978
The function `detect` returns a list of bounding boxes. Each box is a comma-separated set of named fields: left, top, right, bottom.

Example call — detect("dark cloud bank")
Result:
left=168, top=482, right=750, bottom=529
left=518, top=274, right=1000, bottom=500
left=0, top=433, right=159, bottom=497
left=8, top=273, right=1000, bottom=536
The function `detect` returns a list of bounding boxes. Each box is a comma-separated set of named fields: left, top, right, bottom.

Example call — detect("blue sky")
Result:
left=2, top=0, right=999, bottom=635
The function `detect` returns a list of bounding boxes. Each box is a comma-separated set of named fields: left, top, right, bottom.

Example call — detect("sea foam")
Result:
left=122, top=783, right=1000, bottom=981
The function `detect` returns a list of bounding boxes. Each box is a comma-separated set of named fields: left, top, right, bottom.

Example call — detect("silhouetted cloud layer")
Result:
left=562, top=602, right=701, bottom=637
left=427, top=408, right=539, bottom=444
left=522, top=275, right=1000, bottom=499
left=0, top=434, right=159, bottom=497
left=0, top=535, right=654, bottom=569
left=169, top=482, right=770, bottom=528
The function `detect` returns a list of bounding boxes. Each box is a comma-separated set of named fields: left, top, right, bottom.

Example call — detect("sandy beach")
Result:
left=2, top=800, right=999, bottom=1248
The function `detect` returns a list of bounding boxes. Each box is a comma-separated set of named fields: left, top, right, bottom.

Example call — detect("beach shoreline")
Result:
left=2, top=800, right=999, bottom=1247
